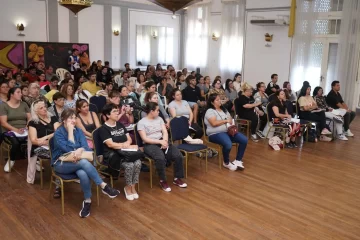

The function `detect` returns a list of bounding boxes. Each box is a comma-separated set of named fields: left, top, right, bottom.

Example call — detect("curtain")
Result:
left=136, top=25, right=151, bottom=66
left=158, top=27, right=174, bottom=65
left=336, top=0, right=360, bottom=110
left=289, top=0, right=322, bottom=91
left=219, top=0, right=246, bottom=80
left=185, top=4, right=210, bottom=72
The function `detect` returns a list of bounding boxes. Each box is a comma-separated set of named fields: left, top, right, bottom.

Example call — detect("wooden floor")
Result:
left=1, top=119, right=360, bottom=240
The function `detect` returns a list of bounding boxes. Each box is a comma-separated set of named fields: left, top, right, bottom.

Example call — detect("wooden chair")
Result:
left=48, top=138, right=99, bottom=215
left=233, top=99, right=251, bottom=138
left=264, top=103, right=287, bottom=148
left=201, top=120, right=238, bottom=169
left=169, top=116, right=208, bottom=178
left=27, top=137, right=49, bottom=189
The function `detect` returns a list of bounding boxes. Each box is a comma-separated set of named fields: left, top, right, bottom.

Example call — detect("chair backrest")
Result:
left=90, top=96, right=107, bottom=112
left=169, top=116, right=189, bottom=142
left=201, top=118, right=209, bottom=138
left=89, top=103, right=98, bottom=114
left=56, top=68, right=69, bottom=81
left=92, top=128, right=104, bottom=157
left=268, top=93, right=276, bottom=103
left=134, top=124, right=144, bottom=147
left=266, top=103, right=271, bottom=122
left=49, top=137, right=55, bottom=160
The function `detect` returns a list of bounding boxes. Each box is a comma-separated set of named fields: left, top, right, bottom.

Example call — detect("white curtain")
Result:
left=219, top=0, right=246, bottom=80
left=336, top=0, right=360, bottom=110
left=158, top=27, right=174, bottom=65
left=289, top=0, right=322, bottom=91
left=136, top=25, right=151, bottom=65
left=185, top=4, right=210, bottom=72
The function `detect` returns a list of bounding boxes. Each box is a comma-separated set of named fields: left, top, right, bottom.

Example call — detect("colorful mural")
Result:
left=0, top=41, right=24, bottom=70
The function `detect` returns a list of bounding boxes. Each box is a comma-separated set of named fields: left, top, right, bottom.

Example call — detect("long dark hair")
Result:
left=298, top=85, right=311, bottom=99
left=312, top=86, right=322, bottom=97
left=225, top=79, right=233, bottom=92
left=144, top=102, right=158, bottom=114
left=7, top=86, right=20, bottom=101
left=233, top=73, right=241, bottom=82
left=207, top=93, right=227, bottom=113
left=169, top=88, right=181, bottom=103
left=273, top=89, right=285, bottom=107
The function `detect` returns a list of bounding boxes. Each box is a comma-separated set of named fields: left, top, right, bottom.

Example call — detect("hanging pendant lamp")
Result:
left=59, top=0, right=93, bottom=16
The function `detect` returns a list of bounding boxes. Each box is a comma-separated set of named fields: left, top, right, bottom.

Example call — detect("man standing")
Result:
left=265, top=74, right=280, bottom=96
left=326, top=81, right=356, bottom=137
left=68, top=49, right=80, bottom=74
left=82, top=72, right=101, bottom=95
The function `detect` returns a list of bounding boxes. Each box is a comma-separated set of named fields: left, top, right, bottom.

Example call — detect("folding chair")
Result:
left=264, top=103, right=287, bottom=148
left=90, top=96, right=107, bottom=113
left=48, top=138, right=100, bottom=215
left=169, top=116, right=208, bottom=178
left=89, top=103, right=98, bottom=114
left=233, top=99, right=251, bottom=138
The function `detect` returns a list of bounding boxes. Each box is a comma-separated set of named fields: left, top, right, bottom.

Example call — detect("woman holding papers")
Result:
left=0, top=87, right=31, bottom=172
left=98, top=104, right=141, bottom=201
left=137, top=102, right=187, bottom=192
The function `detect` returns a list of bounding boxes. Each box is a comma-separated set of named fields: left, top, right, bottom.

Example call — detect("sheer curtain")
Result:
left=158, top=27, right=174, bottom=65
left=336, top=0, right=360, bottom=110
left=219, top=0, right=246, bottom=80
left=289, top=0, right=322, bottom=91
left=185, top=4, right=210, bottom=72
left=136, top=25, right=151, bottom=66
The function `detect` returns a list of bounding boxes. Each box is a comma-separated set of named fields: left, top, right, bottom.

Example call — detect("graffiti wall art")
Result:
left=0, top=41, right=24, bottom=70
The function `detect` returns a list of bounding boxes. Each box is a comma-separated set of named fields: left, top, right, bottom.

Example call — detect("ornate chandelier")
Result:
left=59, top=0, right=93, bottom=16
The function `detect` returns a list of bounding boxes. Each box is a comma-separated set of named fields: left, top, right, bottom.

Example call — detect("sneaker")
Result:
left=79, top=201, right=91, bottom=218
left=159, top=181, right=171, bottom=192
left=285, top=143, right=293, bottom=148
left=195, top=152, right=203, bottom=158
left=321, top=129, right=332, bottom=135
left=333, top=116, right=344, bottom=123
left=223, top=162, right=237, bottom=171
left=257, top=130, right=265, bottom=139
left=211, top=149, right=218, bottom=158
left=290, top=141, right=298, bottom=148
left=345, top=129, right=354, bottom=137
left=102, top=184, right=120, bottom=198
left=4, top=160, right=15, bottom=173
left=232, top=160, right=244, bottom=170
left=251, top=134, right=259, bottom=142
left=320, top=135, right=332, bottom=142
left=173, top=178, right=187, bottom=188
left=337, top=134, right=348, bottom=141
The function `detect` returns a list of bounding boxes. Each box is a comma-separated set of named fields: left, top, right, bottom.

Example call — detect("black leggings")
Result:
left=300, top=111, right=327, bottom=130
left=243, top=113, right=267, bottom=135
left=3, top=135, right=27, bottom=160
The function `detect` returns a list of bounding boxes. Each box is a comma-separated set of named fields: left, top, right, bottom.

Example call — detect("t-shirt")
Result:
left=234, top=95, right=255, bottom=118
left=268, top=100, right=286, bottom=120
left=82, top=81, right=101, bottom=96
left=137, top=117, right=164, bottom=140
left=44, top=85, right=59, bottom=93
left=326, top=90, right=344, bottom=109
left=158, top=84, right=173, bottom=97
left=168, top=100, right=191, bottom=118
left=98, top=122, right=128, bottom=156
left=68, top=55, right=79, bottom=71
left=182, top=85, right=201, bottom=103
left=225, top=89, right=238, bottom=101
left=28, top=116, right=57, bottom=142
left=96, top=72, right=111, bottom=84
left=204, top=108, right=230, bottom=136
left=298, top=95, right=316, bottom=111
left=197, top=84, right=209, bottom=94
left=0, top=102, right=30, bottom=131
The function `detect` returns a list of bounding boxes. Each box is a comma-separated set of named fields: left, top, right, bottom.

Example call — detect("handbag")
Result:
left=59, top=151, right=94, bottom=162
left=116, top=149, right=144, bottom=163
left=215, top=110, right=238, bottom=137
left=34, top=147, right=51, bottom=159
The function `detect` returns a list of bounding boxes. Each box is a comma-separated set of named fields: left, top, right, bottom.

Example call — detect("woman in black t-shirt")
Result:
left=98, top=104, right=141, bottom=201
left=28, top=100, right=60, bottom=184
left=234, top=83, right=267, bottom=142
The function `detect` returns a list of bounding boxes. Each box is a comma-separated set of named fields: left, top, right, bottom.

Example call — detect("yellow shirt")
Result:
left=298, top=95, right=316, bottom=111
left=81, top=81, right=101, bottom=96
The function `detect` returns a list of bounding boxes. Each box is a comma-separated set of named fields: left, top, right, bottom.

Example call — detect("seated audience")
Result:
left=0, top=81, right=9, bottom=103
left=82, top=72, right=101, bottom=96
left=209, top=78, right=232, bottom=111
left=14, top=73, right=24, bottom=87
left=23, top=82, right=48, bottom=108
left=298, top=85, right=332, bottom=141
left=24, top=66, right=38, bottom=83
left=96, top=67, right=111, bottom=86
left=138, top=102, right=187, bottom=192
left=204, top=93, right=248, bottom=171
left=168, top=89, right=204, bottom=139
left=96, top=82, right=113, bottom=98
left=104, top=61, right=114, bottom=76
left=265, top=74, right=280, bottom=96
left=233, top=73, right=242, bottom=93
left=135, top=73, right=145, bottom=95
left=0, top=87, right=31, bottom=172
left=75, top=84, right=92, bottom=102
left=27, top=100, right=60, bottom=183
left=283, top=81, right=296, bottom=102
left=126, top=81, right=138, bottom=100
left=115, top=71, right=129, bottom=87
left=139, top=80, right=163, bottom=106
left=225, top=79, right=237, bottom=102
left=143, top=92, right=170, bottom=128
left=21, top=85, right=29, bottom=97
left=176, top=73, right=187, bottom=90
left=164, top=71, right=175, bottom=88
left=313, top=86, right=347, bottom=141
left=158, top=76, right=173, bottom=99
left=7, top=78, right=16, bottom=89
left=326, top=81, right=356, bottom=137
left=76, top=99, right=100, bottom=148
left=196, top=76, right=206, bottom=99
left=61, top=83, right=76, bottom=109
left=44, top=76, right=59, bottom=93
left=52, top=109, right=120, bottom=218
left=38, top=73, right=49, bottom=88
left=48, top=92, right=65, bottom=122
left=99, top=104, right=141, bottom=200
left=253, top=82, right=269, bottom=111
left=234, top=83, right=267, bottom=141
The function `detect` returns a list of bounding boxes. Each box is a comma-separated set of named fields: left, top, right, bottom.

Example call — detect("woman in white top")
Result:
left=61, top=83, right=76, bottom=109
left=204, top=93, right=248, bottom=171
left=233, top=73, right=242, bottom=92
left=135, top=73, right=145, bottom=95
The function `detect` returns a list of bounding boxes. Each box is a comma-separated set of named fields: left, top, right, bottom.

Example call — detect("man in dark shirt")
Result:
left=182, top=75, right=206, bottom=123
left=75, top=63, right=88, bottom=80
left=96, top=66, right=111, bottom=86
left=265, top=74, right=280, bottom=96
left=151, top=69, right=162, bottom=85
left=326, top=80, right=356, bottom=137
left=105, top=61, right=114, bottom=76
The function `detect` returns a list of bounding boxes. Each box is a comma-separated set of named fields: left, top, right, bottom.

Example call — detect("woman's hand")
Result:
left=129, top=145, right=139, bottom=150
left=165, top=121, right=170, bottom=129
left=159, top=140, right=168, bottom=149
left=14, top=128, right=25, bottom=134
left=121, top=142, right=130, bottom=149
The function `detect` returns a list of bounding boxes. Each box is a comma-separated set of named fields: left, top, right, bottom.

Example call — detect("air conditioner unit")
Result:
left=250, top=19, right=288, bottom=26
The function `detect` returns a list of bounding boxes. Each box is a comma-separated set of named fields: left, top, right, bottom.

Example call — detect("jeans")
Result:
left=344, top=111, right=356, bottom=131
left=144, top=144, right=184, bottom=181
left=209, top=132, right=248, bottom=164
left=54, top=159, right=103, bottom=199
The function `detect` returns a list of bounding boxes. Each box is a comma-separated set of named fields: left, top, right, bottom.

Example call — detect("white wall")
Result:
left=0, top=0, right=47, bottom=41
left=208, top=14, right=222, bottom=79
left=58, top=6, right=70, bottom=43
left=78, top=4, right=105, bottom=62
left=243, top=10, right=291, bottom=87
left=129, top=9, right=181, bottom=68
left=112, top=6, right=121, bottom=69
left=246, top=0, right=291, bottom=9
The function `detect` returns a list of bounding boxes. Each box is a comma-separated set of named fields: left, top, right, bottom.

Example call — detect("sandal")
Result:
left=53, top=187, right=61, bottom=199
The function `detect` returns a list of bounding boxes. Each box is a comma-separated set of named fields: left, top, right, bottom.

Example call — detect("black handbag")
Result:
left=116, top=149, right=144, bottom=163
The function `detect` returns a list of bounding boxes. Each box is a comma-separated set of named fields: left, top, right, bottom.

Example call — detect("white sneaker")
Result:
left=232, top=160, right=245, bottom=170
left=4, top=160, right=15, bottom=173
left=321, top=129, right=332, bottom=135
left=223, top=162, right=237, bottom=171
left=345, top=129, right=354, bottom=137
left=36, top=161, right=44, bottom=172
left=337, top=134, right=348, bottom=141
left=251, top=134, right=259, bottom=142
left=333, top=116, right=344, bottom=123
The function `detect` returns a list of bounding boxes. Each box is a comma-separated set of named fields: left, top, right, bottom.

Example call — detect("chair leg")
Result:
left=205, top=149, right=208, bottom=173
left=185, top=152, right=188, bottom=179
left=218, top=147, right=222, bottom=169
left=265, top=126, right=272, bottom=139
left=60, top=179, right=65, bottom=215
left=96, top=186, right=100, bottom=206
left=137, top=181, right=140, bottom=192
left=49, top=175, right=53, bottom=201
left=110, top=176, right=114, bottom=188
left=40, top=159, right=44, bottom=190
left=149, top=162, right=153, bottom=189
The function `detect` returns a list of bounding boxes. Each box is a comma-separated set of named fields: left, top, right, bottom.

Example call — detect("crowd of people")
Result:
left=0, top=57, right=356, bottom=218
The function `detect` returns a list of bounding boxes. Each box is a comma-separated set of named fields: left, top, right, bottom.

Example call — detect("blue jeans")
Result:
left=54, top=159, right=103, bottom=199
left=209, top=132, right=248, bottom=164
